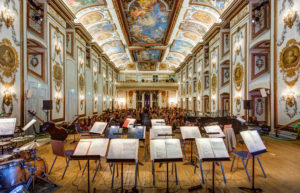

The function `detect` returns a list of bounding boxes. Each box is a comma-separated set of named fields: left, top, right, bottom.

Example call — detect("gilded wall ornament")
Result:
left=279, top=39, right=300, bottom=87
left=0, top=39, right=18, bottom=116
left=198, top=80, right=201, bottom=94
left=79, top=74, right=85, bottom=91
left=233, top=63, right=244, bottom=91
left=284, top=9, right=297, bottom=28
left=255, top=98, right=264, bottom=116
left=235, top=97, right=241, bottom=113
left=0, top=38, right=18, bottom=87
left=189, top=85, right=192, bottom=95
left=53, top=62, right=63, bottom=112
left=211, top=74, right=217, bottom=94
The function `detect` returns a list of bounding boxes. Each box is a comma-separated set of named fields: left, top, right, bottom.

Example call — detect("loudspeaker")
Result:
left=43, top=100, right=53, bottom=110
left=243, top=100, right=251, bottom=110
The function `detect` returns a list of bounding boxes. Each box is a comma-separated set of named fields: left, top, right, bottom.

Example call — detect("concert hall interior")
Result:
left=0, top=0, right=300, bottom=193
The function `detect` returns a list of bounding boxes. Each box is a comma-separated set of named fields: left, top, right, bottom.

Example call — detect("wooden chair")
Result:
left=49, top=140, right=81, bottom=179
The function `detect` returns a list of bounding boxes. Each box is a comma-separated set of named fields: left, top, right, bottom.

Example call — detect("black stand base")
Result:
left=188, top=184, right=202, bottom=192
left=239, top=156, right=263, bottom=193
left=239, top=187, right=263, bottom=193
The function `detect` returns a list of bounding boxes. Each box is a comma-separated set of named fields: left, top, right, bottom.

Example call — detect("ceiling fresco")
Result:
left=164, top=4, right=220, bottom=66
left=116, top=0, right=179, bottom=45
left=64, top=0, right=229, bottom=71
left=133, top=49, right=162, bottom=62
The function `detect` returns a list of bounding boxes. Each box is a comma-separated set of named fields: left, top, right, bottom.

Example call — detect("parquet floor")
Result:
left=36, top=134, right=300, bottom=193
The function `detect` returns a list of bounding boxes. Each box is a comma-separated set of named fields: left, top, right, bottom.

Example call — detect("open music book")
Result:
left=123, top=118, right=136, bottom=129
left=196, top=138, right=230, bottom=161
left=0, top=118, right=16, bottom=136
left=180, top=126, right=201, bottom=140
left=204, top=125, right=225, bottom=138
left=107, top=139, right=139, bottom=162
left=73, top=138, right=109, bottom=157
left=150, top=139, right=183, bottom=162
left=150, top=126, right=172, bottom=139
left=89, top=122, right=107, bottom=134
left=151, top=119, right=166, bottom=127
left=240, top=130, right=267, bottom=156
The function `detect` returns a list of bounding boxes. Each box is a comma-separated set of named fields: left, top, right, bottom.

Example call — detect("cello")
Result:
left=28, top=110, right=68, bottom=141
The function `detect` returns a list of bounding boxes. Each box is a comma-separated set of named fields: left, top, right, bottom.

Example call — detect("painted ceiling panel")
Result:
left=63, top=0, right=226, bottom=71
left=119, top=0, right=177, bottom=45
left=65, top=0, right=106, bottom=12
left=133, top=49, right=162, bottom=61
left=171, top=40, right=193, bottom=56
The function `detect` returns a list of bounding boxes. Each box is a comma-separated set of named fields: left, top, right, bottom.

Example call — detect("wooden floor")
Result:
left=36, top=134, right=300, bottom=193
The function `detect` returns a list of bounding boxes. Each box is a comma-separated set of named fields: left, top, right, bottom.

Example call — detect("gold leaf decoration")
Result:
left=279, top=39, right=300, bottom=87
left=233, top=62, right=244, bottom=91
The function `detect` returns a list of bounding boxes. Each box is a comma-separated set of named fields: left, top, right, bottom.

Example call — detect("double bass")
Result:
left=28, top=110, right=68, bottom=141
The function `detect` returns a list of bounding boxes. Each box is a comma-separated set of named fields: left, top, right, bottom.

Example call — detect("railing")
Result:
left=116, top=82, right=178, bottom=91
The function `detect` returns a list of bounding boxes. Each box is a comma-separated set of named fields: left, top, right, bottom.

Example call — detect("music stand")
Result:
left=42, top=100, right=52, bottom=122
left=239, top=130, right=267, bottom=193
left=150, top=139, right=183, bottom=192
left=194, top=138, right=230, bottom=193
left=0, top=118, right=16, bottom=138
left=71, top=138, right=109, bottom=193
left=180, top=126, right=201, bottom=167
left=106, top=139, right=139, bottom=193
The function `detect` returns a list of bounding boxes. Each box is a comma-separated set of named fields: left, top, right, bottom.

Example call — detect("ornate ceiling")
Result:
left=64, top=0, right=232, bottom=72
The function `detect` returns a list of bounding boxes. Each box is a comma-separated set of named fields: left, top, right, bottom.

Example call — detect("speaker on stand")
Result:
left=243, top=100, right=251, bottom=123
left=43, top=100, right=53, bottom=122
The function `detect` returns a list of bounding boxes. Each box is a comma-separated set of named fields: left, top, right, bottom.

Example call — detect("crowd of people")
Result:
left=97, top=107, right=192, bottom=130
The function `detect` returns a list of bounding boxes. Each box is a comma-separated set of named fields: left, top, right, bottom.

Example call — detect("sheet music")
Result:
left=180, top=126, right=201, bottom=139
left=22, top=119, right=37, bottom=131
left=196, top=138, right=229, bottom=161
left=196, top=138, right=215, bottom=159
left=152, top=125, right=172, bottom=130
left=107, top=139, right=139, bottom=162
left=210, top=138, right=230, bottom=159
left=89, top=122, right=107, bottom=134
left=150, top=127, right=172, bottom=139
left=150, top=139, right=167, bottom=160
left=73, top=139, right=109, bottom=157
left=166, top=139, right=182, bottom=159
left=204, top=125, right=225, bottom=138
left=0, top=118, right=16, bottom=136
left=73, top=141, right=91, bottom=156
left=240, top=130, right=266, bottom=155
left=151, top=119, right=166, bottom=126
left=150, top=139, right=182, bottom=160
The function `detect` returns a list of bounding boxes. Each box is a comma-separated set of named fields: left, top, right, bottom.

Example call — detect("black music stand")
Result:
left=107, top=139, right=139, bottom=193
left=150, top=138, right=183, bottom=193
left=42, top=100, right=52, bottom=122
left=71, top=138, right=109, bottom=193
left=193, top=138, right=230, bottom=193
left=239, top=130, right=267, bottom=193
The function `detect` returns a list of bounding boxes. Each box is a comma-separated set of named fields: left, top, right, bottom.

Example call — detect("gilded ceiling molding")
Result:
left=48, top=5, right=67, bottom=28
left=230, top=5, right=249, bottom=28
